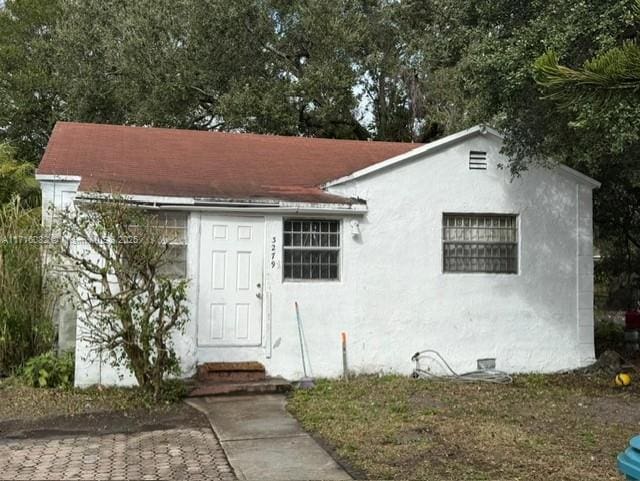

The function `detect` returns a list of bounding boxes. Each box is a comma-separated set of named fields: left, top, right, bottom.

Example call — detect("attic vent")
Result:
left=469, top=150, right=488, bottom=170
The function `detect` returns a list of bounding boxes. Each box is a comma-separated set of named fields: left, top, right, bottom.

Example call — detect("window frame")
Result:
left=282, top=218, right=343, bottom=283
left=441, top=213, right=520, bottom=275
left=150, top=210, right=188, bottom=279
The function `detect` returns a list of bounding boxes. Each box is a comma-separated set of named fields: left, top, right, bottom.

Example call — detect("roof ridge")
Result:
left=54, top=121, right=421, bottom=147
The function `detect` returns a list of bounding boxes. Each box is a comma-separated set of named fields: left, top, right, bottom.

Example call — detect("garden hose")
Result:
left=411, top=349, right=513, bottom=384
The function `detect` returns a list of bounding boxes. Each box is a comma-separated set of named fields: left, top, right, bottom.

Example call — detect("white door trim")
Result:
left=196, top=214, right=265, bottom=348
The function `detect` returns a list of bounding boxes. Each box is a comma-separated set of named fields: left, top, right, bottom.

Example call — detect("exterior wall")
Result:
left=577, top=185, right=596, bottom=363
left=40, top=180, right=199, bottom=387
left=40, top=179, right=81, bottom=354
left=193, top=133, right=596, bottom=380
left=40, top=131, right=597, bottom=387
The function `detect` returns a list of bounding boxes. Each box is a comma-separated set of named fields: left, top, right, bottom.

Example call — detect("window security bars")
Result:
left=283, top=219, right=340, bottom=280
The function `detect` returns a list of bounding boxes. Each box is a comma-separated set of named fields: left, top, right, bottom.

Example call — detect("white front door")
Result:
left=197, top=215, right=264, bottom=347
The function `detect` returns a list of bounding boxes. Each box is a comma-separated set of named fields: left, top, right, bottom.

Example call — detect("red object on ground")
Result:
left=625, top=310, right=640, bottom=329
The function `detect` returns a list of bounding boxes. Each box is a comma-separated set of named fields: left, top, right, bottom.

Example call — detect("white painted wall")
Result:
left=250, top=133, right=596, bottom=379
left=40, top=130, right=597, bottom=387
left=40, top=179, right=197, bottom=387
left=40, top=179, right=81, bottom=354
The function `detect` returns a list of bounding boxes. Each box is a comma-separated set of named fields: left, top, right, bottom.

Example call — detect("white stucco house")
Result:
left=36, top=122, right=599, bottom=387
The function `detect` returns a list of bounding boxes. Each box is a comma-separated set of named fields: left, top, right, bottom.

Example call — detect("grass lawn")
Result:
left=288, top=373, right=638, bottom=480
left=0, top=377, right=200, bottom=438
left=0, top=377, right=154, bottom=420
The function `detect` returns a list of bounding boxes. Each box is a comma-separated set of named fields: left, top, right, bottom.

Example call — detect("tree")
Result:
left=53, top=0, right=201, bottom=129
left=533, top=0, right=640, bottom=98
left=0, top=143, right=40, bottom=207
left=356, top=0, right=476, bottom=142
left=461, top=0, right=640, bottom=307
left=527, top=2, right=640, bottom=307
left=0, top=0, right=62, bottom=163
left=54, top=198, right=189, bottom=400
left=460, top=0, right=639, bottom=169
left=0, top=0, right=482, bottom=156
left=191, top=0, right=369, bottom=138
left=534, top=44, right=640, bottom=95
left=1, top=0, right=387, bottom=160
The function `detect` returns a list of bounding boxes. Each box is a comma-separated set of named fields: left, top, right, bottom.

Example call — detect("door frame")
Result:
left=194, top=213, right=266, bottom=348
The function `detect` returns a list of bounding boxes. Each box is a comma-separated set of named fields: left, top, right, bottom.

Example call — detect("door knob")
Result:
left=256, top=292, right=262, bottom=299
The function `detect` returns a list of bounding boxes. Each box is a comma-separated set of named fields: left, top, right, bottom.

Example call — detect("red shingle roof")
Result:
left=37, top=122, right=420, bottom=204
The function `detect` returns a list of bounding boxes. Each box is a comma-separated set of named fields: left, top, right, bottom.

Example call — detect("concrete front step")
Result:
left=187, top=377, right=292, bottom=397
left=197, top=361, right=266, bottom=383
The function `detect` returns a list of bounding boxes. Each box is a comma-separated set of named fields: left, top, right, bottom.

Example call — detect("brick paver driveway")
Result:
left=0, top=427, right=235, bottom=480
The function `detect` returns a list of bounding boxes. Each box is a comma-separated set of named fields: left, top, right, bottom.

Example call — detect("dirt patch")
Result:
left=408, top=391, right=447, bottom=412
left=586, top=396, right=640, bottom=426
left=0, top=378, right=208, bottom=440
left=0, top=402, right=208, bottom=439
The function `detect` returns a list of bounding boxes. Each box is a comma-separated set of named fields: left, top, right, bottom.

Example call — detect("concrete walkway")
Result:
left=186, top=395, right=351, bottom=481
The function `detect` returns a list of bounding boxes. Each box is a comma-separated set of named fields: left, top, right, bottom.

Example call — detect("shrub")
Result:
left=0, top=197, right=56, bottom=373
left=54, top=197, right=189, bottom=401
left=22, top=351, right=74, bottom=388
left=594, top=319, right=625, bottom=356
left=156, top=379, right=188, bottom=403
left=0, top=144, right=40, bottom=208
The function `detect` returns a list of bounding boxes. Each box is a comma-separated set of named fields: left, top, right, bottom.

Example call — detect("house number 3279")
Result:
left=271, top=236, right=277, bottom=269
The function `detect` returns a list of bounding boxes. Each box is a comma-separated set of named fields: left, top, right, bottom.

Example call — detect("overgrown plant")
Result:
left=0, top=143, right=40, bottom=207
left=0, top=196, right=55, bottom=373
left=594, top=319, right=625, bottom=356
left=22, top=351, right=74, bottom=388
left=54, top=197, right=189, bottom=401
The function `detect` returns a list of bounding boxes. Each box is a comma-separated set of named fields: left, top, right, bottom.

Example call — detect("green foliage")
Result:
left=22, top=351, right=74, bottom=388
left=0, top=0, right=474, bottom=159
left=0, top=143, right=40, bottom=207
left=0, top=0, right=62, bottom=163
left=594, top=319, right=625, bottom=356
left=459, top=0, right=640, bottom=306
left=461, top=0, right=639, bottom=169
left=534, top=0, right=640, bottom=101
left=0, top=196, right=56, bottom=373
left=531, top=4, right=640, bottom=155
left=535, top=43, right=640, bottom=94
left=1, top=0, right=640, bottom=305
left=53, top=0, right=198, bottom=128
left=0, top=0, right=635, bottom=154
left=155, top=379, right=188, bottom=403
left=54, top=197, right=190, bottom=401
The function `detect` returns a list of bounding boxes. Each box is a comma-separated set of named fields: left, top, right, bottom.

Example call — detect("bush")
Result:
left=55, top=198, right=189, bottom=401
left=22, top=351, right=74, bottom=388
left=0, top=197, right=56, bottom=373
left=156, top=379, right=188, bottom=403
left=594, top=319, right=625, bottom=356
left=0, top=144, right=40, bottom=207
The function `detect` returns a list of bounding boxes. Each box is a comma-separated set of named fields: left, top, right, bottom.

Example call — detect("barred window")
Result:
left=443, top=214, right=518, bottom=274
left=283, top=219, right=340, bottom=280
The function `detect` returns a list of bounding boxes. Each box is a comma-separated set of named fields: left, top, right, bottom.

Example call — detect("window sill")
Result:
left=282, top=278, right=342, bottom=283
